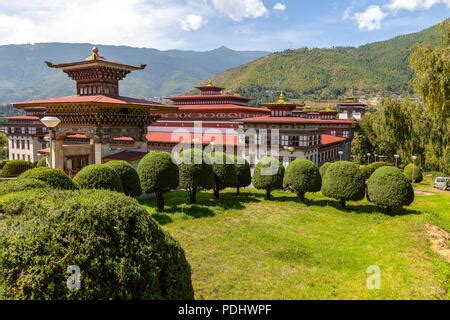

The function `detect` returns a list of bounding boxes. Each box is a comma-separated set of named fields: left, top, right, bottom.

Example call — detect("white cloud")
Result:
left=388, top=0, right=450, bottom=11
left=212, top=0, right=267, bottom=21
left=0, top=0, right=201, bottom=48
left=273, top=3, right=286, bottom=11
left=343, top=6, right=353, bottom=20
left=353, top=5, right=388, bottom=31
left=181, top=14, right=206, bottom=31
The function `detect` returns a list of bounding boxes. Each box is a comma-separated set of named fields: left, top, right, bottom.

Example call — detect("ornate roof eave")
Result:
left=12, top=100, right=176, bottom=111
left=45, top=60, right=146, bottom=72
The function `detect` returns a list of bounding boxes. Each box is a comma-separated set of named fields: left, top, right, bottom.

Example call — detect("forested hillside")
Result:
left=211, top=20, right=445, bottom=102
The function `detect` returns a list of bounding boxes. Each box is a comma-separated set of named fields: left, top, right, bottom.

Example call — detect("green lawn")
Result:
left=141, top=176, right=450, bottom=300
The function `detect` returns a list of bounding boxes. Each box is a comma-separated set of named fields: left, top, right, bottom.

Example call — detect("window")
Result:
left=21, top=127, right=26, bottom=134
left=27, top=140, right=30, bottom=150
left=280, top=136, right=289, bottom=146
left=16, top=140, right=20, bottom=149
left=21, top=140, right=25, bottom=149
left=343, top=131, right=350, bottom=138
left=29, top=127, right=36, bottom=135
left=27, top=155, right=30, bottom=162
left=12, top=153, right=15, bottom=160
left=331, top=130, right=336, bottom=136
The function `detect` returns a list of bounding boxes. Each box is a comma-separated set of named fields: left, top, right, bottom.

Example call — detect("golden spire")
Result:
left=86, top=46, right=104, bottom=61
left=278, top=90, right=286, bottom=103
left=206, top=79, right=213, bottom=87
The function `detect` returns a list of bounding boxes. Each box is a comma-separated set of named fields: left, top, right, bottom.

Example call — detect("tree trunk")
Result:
left=265, top=189, right=271, bottom=200
left=339, top=199, right=346, bottom=208
left=298, top=192, right=305, bottom=202
left=189, top=188, right=197, bottom=204
left=156, top=192, right=164, bottom=211
left=214, top=188, right=220, bottom=199
left=236, top=186, right=240, bottom=195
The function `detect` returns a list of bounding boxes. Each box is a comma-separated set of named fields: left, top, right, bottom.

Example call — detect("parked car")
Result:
left=434, top=177, right=449, bottom=190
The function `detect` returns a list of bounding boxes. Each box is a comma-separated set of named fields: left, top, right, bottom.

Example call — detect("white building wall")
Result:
left=8, top=135, right=43, bottom=163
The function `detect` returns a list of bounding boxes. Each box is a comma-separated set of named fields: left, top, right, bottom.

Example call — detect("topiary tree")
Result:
left=178, top=148, right=215, bottom=204
left=1, top=160, right=33, bottom=177
left=137, top=151, right=179, bottom=210
left=283, top=159, right=321, bottom=202
left=370, top=161, right=391, bottom=171
left=319, top=162, right=332, bottom=177
left=73, top=164, right=123, bottom=192
left=234, top=156, right=252, bottom=195
left=252, top=156, right=285, bottom=200
left=321, top=161, right=366, bottom=207
left=404, top=163, right=423, bottom=183
left=19, top=167, right=76, bottom=190
left=105, top=160, right=142, bottom=197
left=35, top=157, right=48, bottom=168
left=207, top=152, right=237, bottom=199
left=0, top=189, right=194, bottom=299
left=368, top=166, right=415, bottom=212
left=0, top=178, right=50, bottom=196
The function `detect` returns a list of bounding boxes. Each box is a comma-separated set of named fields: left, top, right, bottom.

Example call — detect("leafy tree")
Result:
left=207, top=152, right=237, bottom=199
left=321, top=161, right=366, bottom=207
left=0, top=189, right=194, bottom=299
left=234, top=156, right=252, bottom=195
left=105, top=160, right=142, bottom=197
left=283, top=159, right=321, bottom=202
left=252, top=156, right=285, bottom=200
left=178, top=148, right=215, bottom=204
left=19, top=167, right=76, bottom=190
left=73, top=164, right=123, bottom=192
left=367, top=166, right=414, bottom=212
left=137, top=151, right=179, bottom=210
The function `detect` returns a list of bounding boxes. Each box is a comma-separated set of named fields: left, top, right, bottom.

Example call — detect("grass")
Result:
left=141, top=176, right=450, bottom=300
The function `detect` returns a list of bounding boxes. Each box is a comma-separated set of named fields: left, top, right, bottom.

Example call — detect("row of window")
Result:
left=11, top=139, right=31, bottom=150
left=319, top=148, right=339, bottom=163
left=5, top=127, right=47, bottom=135
left=11, top=153, right=31, bottom=162
left=271, top=110, right=292, bottom=117
left=79, top=85, right=117, bottom=95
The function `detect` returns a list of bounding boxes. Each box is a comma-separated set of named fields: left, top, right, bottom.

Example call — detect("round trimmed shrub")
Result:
left=367, top=166, right=414, bottom=212
left=178, top=148, right=215, bottom=204
left=207, top=152, right=237, bottom=199
left=319, top=162, right=332, bottom=177
left=2, top=160, right=33, bottom=177
left=105, top=160, right=142, bottom=197
left=0, top=178, right=50, bottom=196
left=137, top=151, right=179, bottom=210
left=234, top=156, right=252, bottom=195
left=35, top=157, right=48, bottom=168
left=252, top=156, right=284, bottom=200
left=321, top=161, right=366, bottom=207
left=361, top=162, right=392, bottom=180
left=283, top=159, right=321, bottom=202
left=19, top=167, right=76, bottom=190
left=73, top=164, right=123, bottom=192
left=0, top=189, right=194, bottom=299
left=404, top=163, right=423, bottom=183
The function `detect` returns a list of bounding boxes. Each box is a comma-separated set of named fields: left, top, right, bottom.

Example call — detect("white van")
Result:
left=434, top=177, right=449, bottom=190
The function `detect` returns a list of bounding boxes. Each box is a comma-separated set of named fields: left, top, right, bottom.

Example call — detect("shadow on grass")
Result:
left=144, top=190, right=264, bottom=225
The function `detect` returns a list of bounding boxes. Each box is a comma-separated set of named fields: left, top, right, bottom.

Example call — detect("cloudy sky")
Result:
left=0, top=0, right=448, bottom=51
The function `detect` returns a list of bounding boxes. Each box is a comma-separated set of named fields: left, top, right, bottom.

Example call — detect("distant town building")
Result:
left=337, top=96, right=367, bottom=120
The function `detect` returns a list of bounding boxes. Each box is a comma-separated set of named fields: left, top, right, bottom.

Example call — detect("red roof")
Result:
left=235, top=116, right=354, bottom=124
left=38, top=148, right=50, bottom=154
left=13, top=95, right=169, bottom=108
left=147, top=132, right=238, bottom=146
left=4, top=115, right=40, bottom=120
left=167, top=94, right=251, bottom=102
left=176, top=104, right=269, bottom=113
left=113, top=136, right=135, bottom=142
left=102, top=151, right=147, bottom=162
left=321, top=134, right=346, bottom=145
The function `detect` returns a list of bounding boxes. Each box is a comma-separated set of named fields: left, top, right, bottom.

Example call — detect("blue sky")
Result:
left=0, top=0, right=448, bottom=51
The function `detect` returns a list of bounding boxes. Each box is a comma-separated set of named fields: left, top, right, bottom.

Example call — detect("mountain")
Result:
left=211, top=20, right=446, bottom=103
left=0, top=43, right=268, bottom=105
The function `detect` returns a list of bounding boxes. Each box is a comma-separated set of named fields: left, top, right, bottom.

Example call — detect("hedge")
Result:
left=207, top=152, right=237, bottom=199
left=283, top=159, right=321, bottom=202
left=73, top=164, right=123, bottom=192
left=105, top=160, right=142, bottom=197
left=19, top=167, right=76, bottom=190
left=137, top=151, right=179, bottom=210
left=252, top=156, right=284, bottom=200
left=367, top=166, right=414, bottom=212
left=234, top=156, right=252, bottom=195
left=178, top=148, right=215, bottom=204
left=1, top=160, right=33, bottom=177
left=0, top=189, right=194, bottom=299
left=321, top=161, right=366, bottom=207
left=0, top=178, right=50, bottom=196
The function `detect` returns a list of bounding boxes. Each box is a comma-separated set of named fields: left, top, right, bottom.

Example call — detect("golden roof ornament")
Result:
left=86, top=46, right=104, bottom=61
left=206, top=79, right=214, bottom=87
